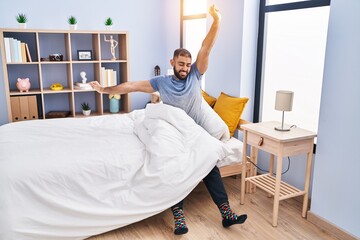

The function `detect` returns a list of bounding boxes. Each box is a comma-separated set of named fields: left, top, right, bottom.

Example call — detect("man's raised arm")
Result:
left=196, top=4, right=221, bottom=75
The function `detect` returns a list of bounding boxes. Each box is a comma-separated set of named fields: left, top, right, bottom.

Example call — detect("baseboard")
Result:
left=307, top=211, right=358, bottom=240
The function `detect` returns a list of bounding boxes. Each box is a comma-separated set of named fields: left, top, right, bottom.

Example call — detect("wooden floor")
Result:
left=88, top=177, right=338, bottom=240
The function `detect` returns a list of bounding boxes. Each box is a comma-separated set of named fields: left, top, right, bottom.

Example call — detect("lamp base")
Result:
left=274, top=126, right=291, bottom=132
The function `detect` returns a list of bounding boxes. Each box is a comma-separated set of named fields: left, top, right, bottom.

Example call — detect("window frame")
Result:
left=253, top=0, right=331, bottom=123
left=180, top=0, right=207, bottom=48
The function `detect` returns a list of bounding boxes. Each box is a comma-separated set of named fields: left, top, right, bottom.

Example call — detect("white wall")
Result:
left=310, top=0, right=360, bottom=237
left=0, top=0, right=173, bottom=124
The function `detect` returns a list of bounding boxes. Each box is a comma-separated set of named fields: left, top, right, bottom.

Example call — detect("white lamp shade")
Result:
left=275, top=90, right=294, bottom=111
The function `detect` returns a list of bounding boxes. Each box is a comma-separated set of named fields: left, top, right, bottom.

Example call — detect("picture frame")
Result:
left=77, top=50, right=92, bottom=61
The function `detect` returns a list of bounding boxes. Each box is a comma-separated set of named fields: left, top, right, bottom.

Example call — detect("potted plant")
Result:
left=109, top=94, right=120, bottom=113
left=16, top=13, right=28, bottom=29
left=81, top=102, right=91, bottom=116
left=68, top=16, right=77, bottom=30
left=104, top=17, right=113, bottom=30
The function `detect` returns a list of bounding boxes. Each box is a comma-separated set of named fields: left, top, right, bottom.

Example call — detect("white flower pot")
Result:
left=69, top=24, right=77, bottom=30
left=18, top=23, right=27, bottom=29
left=105, top=25, right=112, bottom=30
left=82, top=109, right=91, bottom=116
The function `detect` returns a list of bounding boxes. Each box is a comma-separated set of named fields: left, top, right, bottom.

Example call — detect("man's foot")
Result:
left=172, top=207, right=189, bottom=235
left=218, top=203, right=247, bottom=228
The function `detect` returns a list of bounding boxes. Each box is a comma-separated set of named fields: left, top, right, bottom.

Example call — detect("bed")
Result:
left=0, top=103, right=251, bottom=240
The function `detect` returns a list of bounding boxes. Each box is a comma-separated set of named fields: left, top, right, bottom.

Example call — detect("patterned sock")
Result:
left=218, top=203, right=247, bottom=228
left=171, top=207, right=188, bottom=235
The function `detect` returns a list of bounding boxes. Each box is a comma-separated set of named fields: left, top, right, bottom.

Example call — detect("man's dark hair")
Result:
left=173, top=48, right=192, bottom=59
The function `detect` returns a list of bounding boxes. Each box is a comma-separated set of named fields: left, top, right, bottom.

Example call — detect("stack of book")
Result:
left=74, top=82, right=92, bottom=90
left=3, top=37, right=32, bottom=63
left=101, top=67, right=117, bottom=87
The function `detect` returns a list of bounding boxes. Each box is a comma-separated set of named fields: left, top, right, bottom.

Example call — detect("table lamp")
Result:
left=274, top=90, right=294, bottom=131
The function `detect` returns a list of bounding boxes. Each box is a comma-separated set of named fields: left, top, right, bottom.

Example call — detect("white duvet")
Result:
left=0, top=103, right=231, bottom=240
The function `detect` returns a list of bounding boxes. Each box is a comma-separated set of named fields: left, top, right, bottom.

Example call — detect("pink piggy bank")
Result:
left=16, top=78, right=31, bottom=92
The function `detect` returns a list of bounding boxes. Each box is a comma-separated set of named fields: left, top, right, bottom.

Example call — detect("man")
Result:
left=90, top=4, right=247, bottom=235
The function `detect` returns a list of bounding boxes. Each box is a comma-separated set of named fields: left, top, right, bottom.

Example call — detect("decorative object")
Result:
left=16, top=13, right=27, bottom=29
left=109, top=94, right=120, bottom=113
left=74, top=71, right=92, bottom=90
left=154, top=65, right=160, bottom=76
left=77, top=50, right=92, bottom=61
left=16, top=78, right=31, bottom=92
left=50, top=83, right=63, bottom=91
left=104, top=17, right=113, bottom=30
left=274, top=90, right=294, bottom=131
left=68, top=16, right=77, bottom=30
left=80, top=71, right=87, bottom=83
left=81, top=102, right=91, bottom=116
left=45, top=111, right=71, bottom=119
left=49, top=54, right=63, bottom=61
left=104, top=35, right=118, bottom=60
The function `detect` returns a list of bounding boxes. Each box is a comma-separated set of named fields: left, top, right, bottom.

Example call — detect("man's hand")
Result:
left=209, top=4, right=221, bottom=22
left=89, top=81, right=103, bottom=93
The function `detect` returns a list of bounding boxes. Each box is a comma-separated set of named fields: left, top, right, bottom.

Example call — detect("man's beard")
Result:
left=173, top=67, right=188, bottom=80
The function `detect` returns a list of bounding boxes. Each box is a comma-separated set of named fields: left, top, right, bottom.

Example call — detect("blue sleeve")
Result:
left=150, top=76, right=162, bottom=92
left=191, top=62, right=202, bottom=81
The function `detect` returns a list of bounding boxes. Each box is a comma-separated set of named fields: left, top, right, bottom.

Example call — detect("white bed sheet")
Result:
left=0, top=104, right=232, bottom=240
left=217, top=137, right=243, bottom=168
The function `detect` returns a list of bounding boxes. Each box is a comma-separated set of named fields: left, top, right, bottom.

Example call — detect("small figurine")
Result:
left=104, top=35, right=118, bottom=60
left=16, top=78, right=31, bottom=92
left=154, top=65, right=160, bottom=76
left=80, top=71, right=87, bottom=83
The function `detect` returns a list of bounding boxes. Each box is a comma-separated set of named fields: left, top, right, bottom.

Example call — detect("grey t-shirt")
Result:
left=149, top=63, right=203, bottom=124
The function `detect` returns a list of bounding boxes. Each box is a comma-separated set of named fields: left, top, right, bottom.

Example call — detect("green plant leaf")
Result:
left=104, top=17, right=113, bottom=26
left=68, top=16, right=77, bottom=25
left=16, top=13, right=27, bottom=23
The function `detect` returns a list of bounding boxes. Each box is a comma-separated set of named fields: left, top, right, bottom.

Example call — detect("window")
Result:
left=181, top=0, right=207, bottom=57
left=181, top=0, right=207, bottom=87
left=254, top=0, right=330, bottom=137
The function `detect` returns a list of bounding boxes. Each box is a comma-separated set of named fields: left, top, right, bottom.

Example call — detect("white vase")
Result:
left=82, top=109, right=91, bottom=116
left=18, top=23, right=27, bottom=29
left=69, top=24, right=77, bottom=30
left=105, top=25, right=112, bottom=30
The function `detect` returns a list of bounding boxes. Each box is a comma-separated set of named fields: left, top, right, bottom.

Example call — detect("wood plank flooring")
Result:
left=88, top=176, right=339, bottom=240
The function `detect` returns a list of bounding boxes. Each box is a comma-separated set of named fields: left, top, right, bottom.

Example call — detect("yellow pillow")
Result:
left=201, top=90, right=217, bottom=107
left=213, top=92, right=249, bottom=137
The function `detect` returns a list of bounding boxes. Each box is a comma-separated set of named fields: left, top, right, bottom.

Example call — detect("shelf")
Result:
left=9, top=90, right=41, bottom=95
left=1, top=29, right=130, bottom=122
left=246, top=174, right=305, bottom=200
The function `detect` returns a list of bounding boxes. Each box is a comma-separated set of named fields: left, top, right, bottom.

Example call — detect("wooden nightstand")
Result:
left=240, top=121, right=317, bottom=227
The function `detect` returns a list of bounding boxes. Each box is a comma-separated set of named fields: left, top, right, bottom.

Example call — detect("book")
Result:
left=21, top=43, right=26, bottom=63
left=25, top=43, right=32, bottom=62
left=101, top=67, right=106, bottom=87
left=3, top=38, right=11, bottom=63
left=13, top=39, right=20, bottom=62
left=17, top=40, right=22, bottom=62
left=74, top=82, right=92, bottom=90
left=106, top=69, right=113, bottom=87
left=112, top=70, right=117, bottom=86
left=9, top=38, right=15, bottom=62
